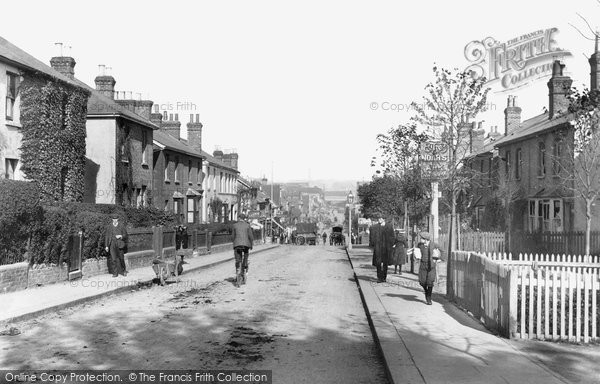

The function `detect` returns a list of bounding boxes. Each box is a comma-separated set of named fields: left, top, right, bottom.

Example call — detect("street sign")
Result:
left=420, top=141, right=449, bottom=179
left=421, top=141, right=449, bottom=162
left=248, top=210, right=260, bottom=219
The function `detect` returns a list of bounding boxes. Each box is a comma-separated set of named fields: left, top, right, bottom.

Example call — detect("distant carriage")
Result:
left=294, top=222, right=318, bottom=245
left=330, top=226, right=345, bottom=246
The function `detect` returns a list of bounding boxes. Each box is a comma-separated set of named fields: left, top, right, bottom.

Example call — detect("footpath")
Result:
left=0, top=243, right=279, bottom=326
left=347, top=245, right=598, bottom=384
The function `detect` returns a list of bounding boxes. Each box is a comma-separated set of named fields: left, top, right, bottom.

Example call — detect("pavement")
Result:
left=0, top=243, right=279, bottom=326
left=346, top=245, right=578, bottom=384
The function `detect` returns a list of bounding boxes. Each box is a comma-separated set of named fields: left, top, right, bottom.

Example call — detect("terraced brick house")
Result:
left=49, top=57, right=158, bottom=206
left=201, top=149, right=240, bottom=223
left=149, top=111, right=205, bottom=224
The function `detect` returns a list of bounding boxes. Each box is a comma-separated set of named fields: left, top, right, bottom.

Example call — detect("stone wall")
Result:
left=0, top=263, right=28, bottom=294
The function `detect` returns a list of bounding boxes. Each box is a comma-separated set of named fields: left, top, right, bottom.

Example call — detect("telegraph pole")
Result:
left=431, top=181, right=439, bottom=244
left=271, top=162, right=274, bottom=241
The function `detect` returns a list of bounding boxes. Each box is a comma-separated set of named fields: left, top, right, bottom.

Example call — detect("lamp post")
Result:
left=347, top=191, right=354, bottom=250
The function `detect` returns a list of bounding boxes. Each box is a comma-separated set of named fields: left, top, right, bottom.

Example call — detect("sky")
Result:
left=2, top=0, right=600, bottom=183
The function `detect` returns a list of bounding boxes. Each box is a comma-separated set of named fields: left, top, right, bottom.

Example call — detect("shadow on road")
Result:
left=383, top=293, right=424, bottom=304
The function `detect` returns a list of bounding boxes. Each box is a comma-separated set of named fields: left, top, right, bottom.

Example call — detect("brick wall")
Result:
left=0, top=237, right=237, bottom=294
left=27, top=263, right=69, bottom=288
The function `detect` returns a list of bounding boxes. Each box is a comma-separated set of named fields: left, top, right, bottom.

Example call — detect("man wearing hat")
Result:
left=232, top=213, right=254, bottom=287
left=369, top=215, right=395, bottom=282
left=417, top=231, right=440, bottom=305
left=104, top=214, right=128, bottom=277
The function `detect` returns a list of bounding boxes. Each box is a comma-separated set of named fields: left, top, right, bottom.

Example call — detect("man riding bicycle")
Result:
left=231, top=213, right=254, bottom=287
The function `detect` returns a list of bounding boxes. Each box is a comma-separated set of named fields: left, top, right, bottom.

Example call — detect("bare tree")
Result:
left=411, top=66, right=490, bottom=251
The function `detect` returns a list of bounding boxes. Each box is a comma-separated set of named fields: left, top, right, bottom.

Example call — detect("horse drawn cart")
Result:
left=330, top=226, right=345, bottom=246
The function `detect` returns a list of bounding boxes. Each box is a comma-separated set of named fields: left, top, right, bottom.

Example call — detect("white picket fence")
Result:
left=448, top=251, right=600, bottom=343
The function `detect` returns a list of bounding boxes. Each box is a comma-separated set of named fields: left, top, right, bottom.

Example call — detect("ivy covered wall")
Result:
left=19, top=72, right=90, bottom=202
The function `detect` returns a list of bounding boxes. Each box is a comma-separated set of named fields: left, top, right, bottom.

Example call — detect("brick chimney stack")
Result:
left=547, top=60, right=573, bottom=119
left=222, top=154, right=232, bottom=167
left=504, top=95, right=522, bottom=135
left=94, top=65, right=116, bottom=100
left=213, top=149, right=223, bottom=163
left=150, top=104, right=163, bottom=126
left=589, top=33, right=600, bottom=91
left=221, top=152, right=239, bottom=169
left=114, top=94, right=154, bottom=120
left=229, top=153, right=239, bottom=169
left=50, top=56, right=76, bottom=79
left=187, top=114, right=203, bottom=152
left=161, top=113, right=181, bottom=139
left=470, top=122, right=485, bottom=153
left=488, top=125, right=502, bottom=141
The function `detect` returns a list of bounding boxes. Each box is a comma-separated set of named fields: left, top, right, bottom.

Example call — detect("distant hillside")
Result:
left=284, top=179, right=362, bottom=192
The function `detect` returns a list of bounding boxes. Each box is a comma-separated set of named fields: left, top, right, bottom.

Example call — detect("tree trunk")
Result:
left=404, top=201, right=408, bottom=232
left=586, top=198, right=592, bottom=257
left=451, top=190, right=457, bottom=251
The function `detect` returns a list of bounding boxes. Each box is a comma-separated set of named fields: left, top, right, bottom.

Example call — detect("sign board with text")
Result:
left=420, top=141, right=449, bottom=180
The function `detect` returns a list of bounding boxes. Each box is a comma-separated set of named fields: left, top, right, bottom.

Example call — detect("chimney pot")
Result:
left=169, top=114, right=173, bottom=121
left=547, top=60, right=573, bottom=119
left=175, top=113, right=179, bottom=121
left=189, top=114, right=194, bottom=123
left=163, top=111, right=168, bottom=119
left=504, top=94, right=522, bottom=135
left=589, top=35, right=600, bottom=91
left=196, top=114, right=200, bottom=123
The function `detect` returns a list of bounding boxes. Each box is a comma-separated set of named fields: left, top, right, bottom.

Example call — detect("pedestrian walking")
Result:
left=390, top=231, right=408, bottom=275
left=369, top=216, right=395, bottom=282
left=322, top=232, right=327, bottom=245
left=104, top=214, right=128, bottom=277
left=417, top=232, right=440, bottom=305
left=232, top=213, right=254, bottom=287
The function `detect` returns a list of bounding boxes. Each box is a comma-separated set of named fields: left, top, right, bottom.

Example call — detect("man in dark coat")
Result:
left=369, top=218, right=382, bottom=278
left=232, top=213, right=254, bottom=286
left=369, top=217, right=395, bottom=282
left=380, top=218, right=395, bottom=282
left=104, top=215, right=128, bottom=277
left=418, top=232, right=440, bottom=305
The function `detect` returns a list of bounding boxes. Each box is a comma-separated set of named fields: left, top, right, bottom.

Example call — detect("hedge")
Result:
left=0, top=182, right=178, bottom=265
left=0, top=180, right=43, bottom=265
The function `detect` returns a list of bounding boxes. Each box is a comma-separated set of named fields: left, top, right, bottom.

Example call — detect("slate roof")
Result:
left=201, top=150, right=239, bottom=173
left=465, top=138, right=497, bottom=159
left=493, top=112, right=572, bottom=147
left=71, top=77, right=159, bottom=130
left=153, top=130, right=205, bottom=159
left=0, top=36, right=158, bottom=129
left=0, top=36, right=86, bottom=91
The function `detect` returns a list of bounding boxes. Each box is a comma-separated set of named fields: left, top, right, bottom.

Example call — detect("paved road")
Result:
left=0, top=245, right=388, bottom=384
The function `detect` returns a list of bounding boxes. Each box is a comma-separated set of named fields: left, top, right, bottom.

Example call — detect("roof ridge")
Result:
left=0, top=35, right=86, bottom=91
